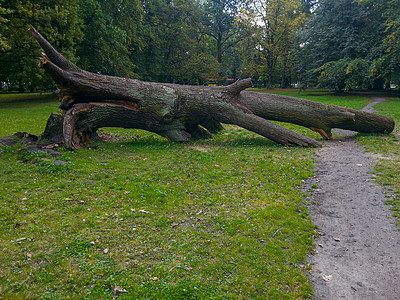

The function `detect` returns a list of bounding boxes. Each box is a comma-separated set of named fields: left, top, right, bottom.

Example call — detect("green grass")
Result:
left=0, top=93, right=59, bottom=136
left=1, top=94, right=317, bottom=299
left=1, top=90, right=398, bottom=299
left=356, top=98, right=400, bottom=224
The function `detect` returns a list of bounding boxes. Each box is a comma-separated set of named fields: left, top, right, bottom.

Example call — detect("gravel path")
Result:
left=307, top=98, right=400, bottom=299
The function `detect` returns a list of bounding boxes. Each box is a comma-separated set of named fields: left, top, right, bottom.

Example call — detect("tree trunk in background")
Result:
left=29, top=27, right=395, bottom=150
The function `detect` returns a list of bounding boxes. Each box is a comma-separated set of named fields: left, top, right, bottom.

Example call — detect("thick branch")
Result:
left=225, top=79, right=253, bottom=95
left=28, top=27, right=81, bottom=73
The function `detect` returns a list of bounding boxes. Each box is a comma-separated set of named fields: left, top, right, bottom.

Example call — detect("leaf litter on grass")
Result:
left=0, top=129, right=317, bottom=299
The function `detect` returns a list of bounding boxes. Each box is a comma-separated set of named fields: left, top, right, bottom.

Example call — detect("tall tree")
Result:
left=241, top=0, right=306, bottom=87
left=138, top=0, right=219, bottom=84
left=201, top=0, right=244, bottom=71
left=76, top=0, right=142, bottom=78
left=383, top=0, right=400, bottom=84
left=296, top=0, right=388, bottom=89
left=366, top=0, right=400, bottom=86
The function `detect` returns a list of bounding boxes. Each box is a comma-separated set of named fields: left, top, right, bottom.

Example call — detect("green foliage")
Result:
left=0, top=1, right=10, bottom=52
left=175, top=52, right=221, bottom=85
left=76, top=0, right=141, bottom=78
left=201, top=0, right=244, bottom=70
left=300, top=0, right=317, bottom=14
left=0, top=0, right=83, bottom=91
left=137, top=0, right=220, bottom=83
left=240, top=0, right=306, bottom=87
left=374, top=0, right=400, bottom=84
left=297, top=0, right=399, bottom=89
left=318, top=58, right=372, bottom=91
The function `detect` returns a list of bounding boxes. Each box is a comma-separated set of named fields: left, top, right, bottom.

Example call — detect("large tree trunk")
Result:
left=29, top=28, right=395, bottom=149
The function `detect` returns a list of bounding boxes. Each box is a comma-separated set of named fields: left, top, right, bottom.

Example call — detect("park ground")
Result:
left=0, top=90, right=399, bottom=299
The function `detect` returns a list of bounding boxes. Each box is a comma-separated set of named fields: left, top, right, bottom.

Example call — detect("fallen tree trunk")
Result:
left=29, top=28, right=395, bottom=149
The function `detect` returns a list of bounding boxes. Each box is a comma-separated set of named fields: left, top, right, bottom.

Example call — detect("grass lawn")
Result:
left=0, top=91, right=397, bottom=299
left=357, top=98, right=400, bottom=224
left=0, top=93, right=58, bottom=136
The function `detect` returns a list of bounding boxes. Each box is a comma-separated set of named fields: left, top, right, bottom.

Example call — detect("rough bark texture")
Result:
left=29, top=28, right=395, bottom=149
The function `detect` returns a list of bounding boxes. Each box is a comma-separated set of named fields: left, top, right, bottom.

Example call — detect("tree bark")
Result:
left=29, top=28, right=395, bottom=150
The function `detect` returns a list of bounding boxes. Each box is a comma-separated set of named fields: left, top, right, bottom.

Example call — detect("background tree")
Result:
left=0, top=0, right=398, bottom=91
left=76, top=0, right=142, bottom=78
left=299, top=0, right=317, bottom=14
left=295, top=0, right=391, bottom=90
left=0, top=0, right=82, bottom=91
left=0, top=0, right=10, bottom=52
left=241, top=0, right=306, bottom=88
left=317, top=58, right=371, bottom=92
left=201, top=0, right=245, bottom=77
left=137, top=0, right=220, bottom=84
left=368, top=0, right=400, bottom=87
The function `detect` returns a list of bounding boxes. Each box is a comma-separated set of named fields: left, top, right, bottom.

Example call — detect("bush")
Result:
left=317, top=58, right=372, bottom=91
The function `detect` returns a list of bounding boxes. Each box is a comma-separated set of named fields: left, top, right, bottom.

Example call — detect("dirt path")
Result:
left=307, top=98, right=400, bottom=299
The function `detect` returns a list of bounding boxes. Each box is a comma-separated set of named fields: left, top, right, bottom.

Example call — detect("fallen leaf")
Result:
left=150, top=277, right=159, bottom=281
left=170, top=222, right=179, bottom=228
left=113, top=285, right=127, bottom=293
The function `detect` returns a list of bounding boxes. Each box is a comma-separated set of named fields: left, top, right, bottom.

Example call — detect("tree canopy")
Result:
left=296, top=0, right=399, bottom=90
left=0, top=0, right=399, bottom=91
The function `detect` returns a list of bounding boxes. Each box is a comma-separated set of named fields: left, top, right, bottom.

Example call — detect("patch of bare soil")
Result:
left=307, top=98, right=400, bottom=299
